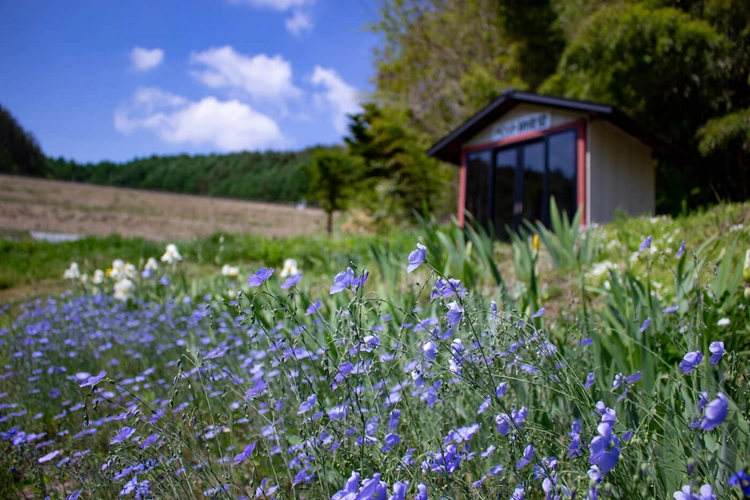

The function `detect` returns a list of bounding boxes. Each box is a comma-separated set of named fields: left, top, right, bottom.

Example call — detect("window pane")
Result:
left=521, top=142, right=545, bottom=226
left=465, top=150, right=491, bottom=231
left=547, top=130, right=577, bottom=221
left=494, top=149, right=517, bottom=238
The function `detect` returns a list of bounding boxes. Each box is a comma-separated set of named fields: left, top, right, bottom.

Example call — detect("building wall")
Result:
left=464, top=103, right=587, bottom=148
left=588, top=120, right=655, bottom=223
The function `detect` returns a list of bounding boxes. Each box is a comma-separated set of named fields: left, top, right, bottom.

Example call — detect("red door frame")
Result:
left=458, top=120, right=587, bottom=228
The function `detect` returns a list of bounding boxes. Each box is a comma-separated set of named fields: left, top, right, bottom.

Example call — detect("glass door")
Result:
left=493, top=148, right=517, bottom=238
left=520, top=141, right=546, bottom=228
left=464, top=127, right=577, bottom=238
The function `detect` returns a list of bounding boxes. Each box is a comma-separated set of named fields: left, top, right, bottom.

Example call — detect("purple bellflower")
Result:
left=280, top=273, right=302, bottom=289
left=639, top=236, right=653, bottom=251
left=248, top=267, right=274, bottom=287
left=709, top=341, right=724, bottom=365
left=679, top=351, right=703, bottom=374
left=700, top=393, right=728, bottom=431
left=407, top=243, right=427, bottom=273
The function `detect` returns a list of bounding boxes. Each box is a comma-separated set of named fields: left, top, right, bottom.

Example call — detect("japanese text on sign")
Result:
left=491, top=112, right=551, bottom=141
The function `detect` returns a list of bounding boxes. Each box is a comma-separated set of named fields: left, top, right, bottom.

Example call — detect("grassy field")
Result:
left=0, top=174, right=329, bottom=241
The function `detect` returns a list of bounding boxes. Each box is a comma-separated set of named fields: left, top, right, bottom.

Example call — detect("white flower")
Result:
left=145, top=257, right=159, bottom=271
left=63, top=263, right=80, bottom=280
left=590, top=261, right=616, bottom=278
left=80, top=273, right=88, bottom=283
left=113, top=279, right=135, bottom=301
left=160, top=244, right=182, bottom=264
left=717, top=318, right=730, bottom=327
left=110, top=259, right=136, bottom=280
left=221, top=264, right=239, bottom=278
left=92, top=269, right=105, bottom=285
left=280, top=259, right=300, bottom=278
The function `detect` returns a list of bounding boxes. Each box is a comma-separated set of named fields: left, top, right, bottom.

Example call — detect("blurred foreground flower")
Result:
left=728, top=469, right=750, bottom=497
left=673, top=484, right=716, bottom=500
left=160, top=243, right=182, bottom=264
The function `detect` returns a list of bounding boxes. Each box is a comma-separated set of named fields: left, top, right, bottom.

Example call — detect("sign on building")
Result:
left=491, top=112, right=551, bottom=141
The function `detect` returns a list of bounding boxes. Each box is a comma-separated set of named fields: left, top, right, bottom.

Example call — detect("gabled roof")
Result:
left=427, top=89, right=688, bottom=165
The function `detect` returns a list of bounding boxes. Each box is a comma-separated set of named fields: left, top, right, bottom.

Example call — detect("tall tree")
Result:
left=372, top=0, right=526, bottom=139
left=345, top=103, right=455, bottom=222
left=540, top=4, right=733, bottom=211
left=304, top=149, right=361, bottom=236
left=0, top=104, right=47, bottom=177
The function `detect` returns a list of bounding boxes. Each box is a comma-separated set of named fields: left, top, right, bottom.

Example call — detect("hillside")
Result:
left=0, top=174, right=328, bottom=241
left=0, top=104, right=328, bottom=204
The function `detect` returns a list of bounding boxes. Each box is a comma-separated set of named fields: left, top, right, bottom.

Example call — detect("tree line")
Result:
left=0, top=105, right=318, bottom=204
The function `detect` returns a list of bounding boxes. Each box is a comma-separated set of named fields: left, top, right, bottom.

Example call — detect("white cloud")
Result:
left=310, top=66, right=360, bottom=133
left=114, top=87, right=284, bottom=151
left=228, top=0, right=313, bottom=11
left=130, top=47, right=164, bottom=72
left=285, top=9, right=313, bottom=35
left=190, top=46, right=301, bottom=102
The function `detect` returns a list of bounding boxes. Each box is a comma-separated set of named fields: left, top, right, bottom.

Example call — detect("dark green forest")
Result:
left=46, top=150, right=318, bottom=203
left=2, top=0, right=749, bottom=218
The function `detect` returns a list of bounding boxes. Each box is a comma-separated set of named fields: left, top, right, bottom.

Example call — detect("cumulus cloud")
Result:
left=130, top=47, right=164, bottom=72
left=285, top=9, right=313, bottom=36
left=114, top=87, right=283, bottom=151
left=228, top=0, right=316, bottom=33
left=227, top=0, right=313, bottom=11
left=310, top=66, right=360, bottom=133
left=190, top=46, right=301, bottom=102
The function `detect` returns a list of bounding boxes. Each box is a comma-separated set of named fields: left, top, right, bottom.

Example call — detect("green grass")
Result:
left=0, top=202, right=747, bottom=309
left=0, top=230, right=418, bottom=305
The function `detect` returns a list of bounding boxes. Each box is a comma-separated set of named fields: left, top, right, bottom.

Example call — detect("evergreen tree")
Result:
left=0, top=104, right=47, bottom=177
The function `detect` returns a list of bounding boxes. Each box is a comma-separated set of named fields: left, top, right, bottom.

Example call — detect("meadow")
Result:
left=0, top=202, right=748, bottom=499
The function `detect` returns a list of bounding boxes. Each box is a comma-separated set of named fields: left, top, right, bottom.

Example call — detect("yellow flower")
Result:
left=105, top=267, right=113, bottom=278
left=532, top=235, right=540, bottom=253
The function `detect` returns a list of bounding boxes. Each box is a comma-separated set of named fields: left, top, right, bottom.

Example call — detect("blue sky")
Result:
left=0, top=0, right=380, bottom=163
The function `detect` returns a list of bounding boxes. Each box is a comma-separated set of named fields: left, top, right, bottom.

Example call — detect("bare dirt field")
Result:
left=0, top=174, right=328, bottom=241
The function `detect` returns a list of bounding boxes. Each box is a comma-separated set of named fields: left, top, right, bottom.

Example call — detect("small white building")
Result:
left=427, top=90, right=683, bottom=236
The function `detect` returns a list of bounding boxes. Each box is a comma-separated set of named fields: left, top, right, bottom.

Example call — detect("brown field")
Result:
left=0, top=174, right=328, bottom=240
